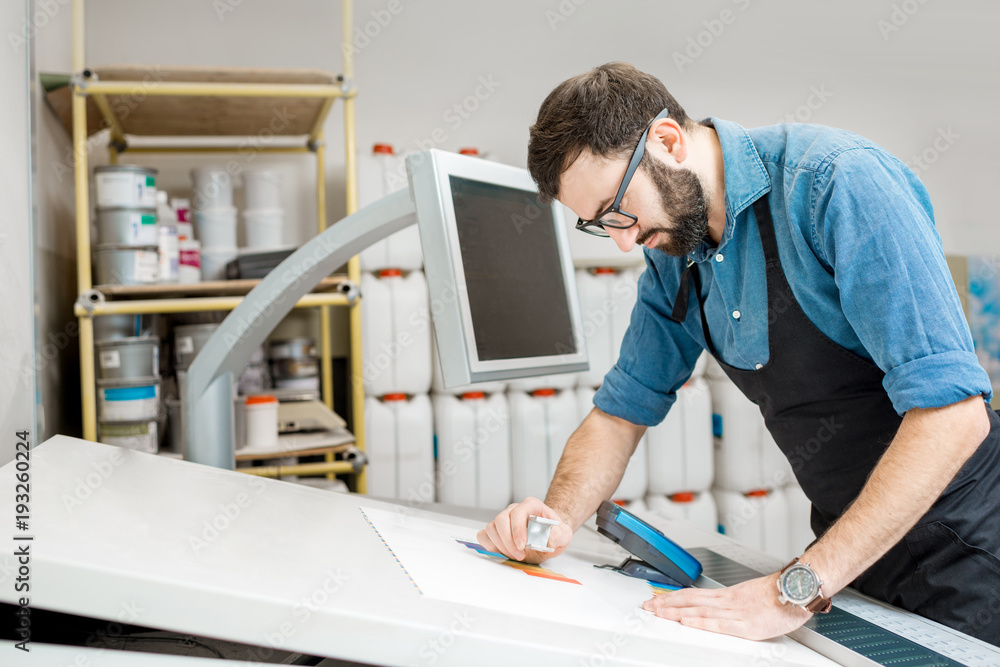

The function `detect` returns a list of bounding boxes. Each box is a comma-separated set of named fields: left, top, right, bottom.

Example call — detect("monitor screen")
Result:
left=408, top=150, right=588, bottom=388
left=449, top=176, right=577, bottom=362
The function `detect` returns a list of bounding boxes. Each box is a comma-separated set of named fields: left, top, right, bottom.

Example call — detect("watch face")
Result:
left=782, top=565, right=818, bottom=603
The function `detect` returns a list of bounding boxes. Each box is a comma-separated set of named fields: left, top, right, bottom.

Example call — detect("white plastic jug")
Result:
left=364, top=393, right=435, bottom=503
left=785, top=482, right=815, bottom=557
left=506, top=372, right=579, bottom=393
left=575, top=386, right=647, bottom=501
left=361, top=269, right=433, bottom=397
left=713, top=487, right=791, bottom=560
left=709, top=376, right=793, bottom=493
left=509, top=388, right=579, bottom=501
left=574, top=267, right=640, bottom=388
left=433, top=391, right=512, bottom=509
left=646, top=377, right=714, bottom=495
left=646, top=491, right=719, bottom=534
left=359, top=144, right=422, bottom=272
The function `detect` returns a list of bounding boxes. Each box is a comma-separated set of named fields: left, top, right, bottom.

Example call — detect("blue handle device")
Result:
left=595, top=500, right=703, bottom=588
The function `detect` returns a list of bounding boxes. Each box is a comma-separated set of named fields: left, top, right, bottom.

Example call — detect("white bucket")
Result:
left=174, top=323, right=219, bottom=370
left=785, top=483, right=815, bottom=555
left=364, top=393, right=434, bottom=502
left=433, top=391, right=512, bottom=509
left=93, top=314, right=140, bottom=340
left=96, top=376, right=161, bottom=421
left=93, top=245, right=159, bottom=286
left=575, top=386, right=647, bottom=501
left=191, top=167, right=234, bottom=209
left=98, top=419, right=158, bottom=454
left=574, top=267, right=640, bottom=388
left=509, top=388, right=578, bottom=501
left=647, top=492, right=718, bottom=533
left=361, top=269, right=432, bottom=396
left=713, top=487, right=791, bottom=560
left=273, top=377, right=320, bottom=391
left=178, top=239, right=201, bottom=284
left=709, top=376, right=794, bottom=493
left=95, top=336, right=160, bottom=380
left=200, top=247, right=239, bottom=281
left=244, top=395, right=279, bottom=450
left=243, top=208, right=284, bottom=249
left=194, top=207, right=238, bottom=249
left=243, top=169, right=283, bottom=209
left=646, top=377, right=714, bottom=495
left=94, top=165, right=157, bottom=208
left=95, top=207, right=158, bottom=246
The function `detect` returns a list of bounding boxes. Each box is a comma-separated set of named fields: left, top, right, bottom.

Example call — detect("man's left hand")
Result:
left=642, top=573, right=814, bottom=641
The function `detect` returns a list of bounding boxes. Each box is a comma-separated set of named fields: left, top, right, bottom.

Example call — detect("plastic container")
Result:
left=243, top=394, right=279, bottom=450
left=243, top=208, right=284, bottom=249
left=158, top=225, right=179, bottom=282
left=359, top=144, right=422, bottom=272
left=95, top=207, right=158, bottom=246
left=709, top=376, right=794, bottom=493
left=191, top=167, right=234, bottom=209
left=171, top=197, right=191, bottom=223
left=95, top=336, right=160, bottom=380
left=361, top=269, right=432, bottom=397
left=433, top=392, right=512, bottom=509
left=691, top=351, right=709, bottom=379
left=268, top=338, right=315, bottom=360
left=364, top=393, right=434, bottom=501
left=243, top=169, right=283, bottom=209
left=94, top=165, right=157, bottom=208
left=430, top=329, right=506, bottom=396
left=646, top=492, right=718, bottom=533
left=646, top=377, right=714, bottom=495
left=178, top=239, right=201, bottom=284
left=273, top=376, right=320, bottom=391
left=93, top=245, right=159, bottom=286
left=98, top=419, right=158, bottom=454
left=506, top=372, right=579, bottom=393
left=574, top=267, right=640, bottom=388
left=713, top=487, right=791, bottom=560
left=96, top=376, right=161, bottom=421
left=194, top=207, right=238, bottom=249
left=200, top=247, right=239, bottom=281
left=785, top=483, right=815, bottom=556
left=94, top=314, right=140, bottom=340
left=174, top=323, right=219, bottom=370
left=271, top=357, right=319, bottom=379
left=575, top=386, right=647, bottom=501
left=509, top=388, right=578, bottom=501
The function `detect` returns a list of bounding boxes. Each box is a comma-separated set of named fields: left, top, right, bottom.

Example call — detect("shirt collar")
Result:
left=686, top=117, right=771, bottom=263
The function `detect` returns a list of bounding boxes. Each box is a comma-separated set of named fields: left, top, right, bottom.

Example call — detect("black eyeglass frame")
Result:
left=574, top=108, right=671, bottom=237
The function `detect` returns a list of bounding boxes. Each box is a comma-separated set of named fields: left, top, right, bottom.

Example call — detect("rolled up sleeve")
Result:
left=812, top=147, right=992, bottom=414
left=593, top=252, right=704, bottom=426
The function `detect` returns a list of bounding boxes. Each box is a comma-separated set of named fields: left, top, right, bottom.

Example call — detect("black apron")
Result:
left=671, top=194, right=1000, bottom=647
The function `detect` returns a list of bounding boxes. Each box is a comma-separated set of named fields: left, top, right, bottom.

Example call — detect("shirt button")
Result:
left=715, top=254, right=724, bottom=262
left=755, top=363, right=763, bottom=370
left=732, top=310, right=741, bottom=320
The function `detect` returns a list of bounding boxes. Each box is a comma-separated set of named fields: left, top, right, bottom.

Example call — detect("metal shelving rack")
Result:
left=68, top=0, right=367, bottom=490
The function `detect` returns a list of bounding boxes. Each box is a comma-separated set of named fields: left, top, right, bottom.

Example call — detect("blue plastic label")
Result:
left=104, top=385, right=156, bottom=401
left=712, top=413, right=723, bottom=438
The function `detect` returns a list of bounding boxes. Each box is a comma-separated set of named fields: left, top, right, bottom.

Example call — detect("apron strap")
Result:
left=670, top=258, right=720, bottom=358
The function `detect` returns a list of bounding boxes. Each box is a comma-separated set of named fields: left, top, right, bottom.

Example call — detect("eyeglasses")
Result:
left=574, top=108, right=670, bottom=237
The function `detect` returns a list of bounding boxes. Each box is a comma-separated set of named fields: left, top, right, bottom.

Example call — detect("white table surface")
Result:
left=0, top=435, right=839, bottom=667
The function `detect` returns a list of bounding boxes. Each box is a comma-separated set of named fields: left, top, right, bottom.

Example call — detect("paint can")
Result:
left=173, top=323, right=219, bottom=370
left=94, top=165, right=157, bottom=208
left=95, top=207, right=158, bottom=246
left=93, top=245, right=160, bottom=286
left=96, top=376, right=161, bottom=421
left=98, top=419, right=158, bottom=454
left=95, top=336, right=160, bottom=380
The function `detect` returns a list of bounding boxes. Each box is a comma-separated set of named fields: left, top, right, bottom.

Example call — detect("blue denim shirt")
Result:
left=594, top=118, right=991, bottom=426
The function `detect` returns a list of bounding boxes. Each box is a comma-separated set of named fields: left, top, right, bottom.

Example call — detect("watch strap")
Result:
left=805, top=594, right=833, bottom=614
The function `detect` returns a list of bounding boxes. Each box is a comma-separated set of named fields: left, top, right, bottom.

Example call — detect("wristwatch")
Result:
left=777, top=558, right=832, bottom=613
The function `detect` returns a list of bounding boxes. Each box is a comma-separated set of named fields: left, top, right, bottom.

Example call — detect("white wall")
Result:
left=0, top=0, right=37, bottom=464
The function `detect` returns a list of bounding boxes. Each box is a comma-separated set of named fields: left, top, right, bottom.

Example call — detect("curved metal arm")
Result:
left=184, top=188, right=416, bottom=469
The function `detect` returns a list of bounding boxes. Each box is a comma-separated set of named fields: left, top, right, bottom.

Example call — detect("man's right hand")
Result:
left=477, top=497, right=574, bottom=564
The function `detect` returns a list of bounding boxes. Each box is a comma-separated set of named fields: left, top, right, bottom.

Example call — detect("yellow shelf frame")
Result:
left=71, top=0, right=366, bottom=491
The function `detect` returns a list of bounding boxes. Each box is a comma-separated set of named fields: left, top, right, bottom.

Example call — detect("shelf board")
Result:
left=45, top=65, right=344, bottom=140
left=94, top=276, right=350, bottom=299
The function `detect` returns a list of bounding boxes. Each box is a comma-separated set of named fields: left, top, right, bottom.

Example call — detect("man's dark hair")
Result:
left=527, top=62, right=699, bottom=203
